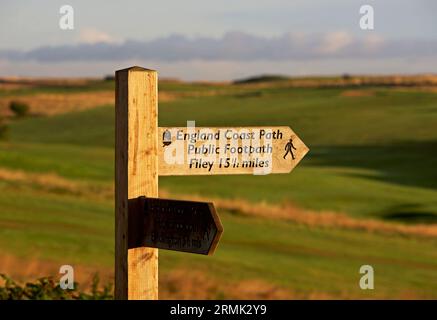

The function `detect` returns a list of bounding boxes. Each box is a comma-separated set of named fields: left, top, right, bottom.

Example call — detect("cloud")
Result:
left=3, top=57, right=437, bottom=81
left=77, top=28, right=120, bottom=44
left=362, top=35, right=385, bottom=52
left=0, top=31, right=436, bottom=63
left=318, top=31, right=353, bottom=54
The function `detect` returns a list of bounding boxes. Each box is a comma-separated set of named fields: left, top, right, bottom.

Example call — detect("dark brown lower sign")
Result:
left=130, top=196, right=223, bottom=255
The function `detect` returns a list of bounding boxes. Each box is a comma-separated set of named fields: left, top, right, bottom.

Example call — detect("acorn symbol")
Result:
left=163, top=129, right=172, bottom=147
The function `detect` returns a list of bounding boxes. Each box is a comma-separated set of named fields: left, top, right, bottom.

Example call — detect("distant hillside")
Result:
left=2, top=74, right=437, bottom=89
left=234, top=74, right=437, bottom=88
left=233, top=74, right=290, bottom=84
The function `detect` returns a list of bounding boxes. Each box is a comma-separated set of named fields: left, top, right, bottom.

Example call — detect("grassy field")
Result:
left=0, top=79, right=436, bottom=298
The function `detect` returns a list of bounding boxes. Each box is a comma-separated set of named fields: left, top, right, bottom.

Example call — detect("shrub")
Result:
left=233, top=74, right=289, bottom=84
left=0, top=273, right=113, bottom=300
left=9, top=101, right=30, bottom=117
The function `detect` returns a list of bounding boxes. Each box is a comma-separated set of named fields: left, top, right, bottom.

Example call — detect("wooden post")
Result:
left=115, top=66, right=158, bottom=300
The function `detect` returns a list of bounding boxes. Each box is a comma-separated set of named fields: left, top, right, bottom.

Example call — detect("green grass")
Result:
left=0, top=142, right=113, bottom=182
left=9, top=107, right=115, bottom=148
left=9, top=87, right=437, bottom=146
left=1, top=180, right=436, bottom=298
left=0, top=80, right=115, bottom=97
left=0, top=187, right=113, bottom=266
left=5, top=87, right=437, bottom=221
left=1, top=83, right=437, bottom=298
left=1, top=179, right=436, bottom=298
left=162, top=212, right=437, bottom=298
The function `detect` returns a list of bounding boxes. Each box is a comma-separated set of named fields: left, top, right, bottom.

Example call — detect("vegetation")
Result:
left=6, top=86, right=437, bottom=221
left=0, top=78, right=436, bottom=298
left=233, top=74, right=290, bottom=84
left=0, top=274, right=113, bottom=300
left=9, top=101, right=30, bottom=117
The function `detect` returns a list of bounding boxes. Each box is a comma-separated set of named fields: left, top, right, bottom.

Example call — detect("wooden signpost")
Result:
left=115, top=67, right=159, bottom=300
left=115, top=66, right=308, bottom=300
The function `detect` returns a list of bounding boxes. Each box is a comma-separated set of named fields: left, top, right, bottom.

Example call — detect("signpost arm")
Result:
left=115, top=67, right=159, bottom=300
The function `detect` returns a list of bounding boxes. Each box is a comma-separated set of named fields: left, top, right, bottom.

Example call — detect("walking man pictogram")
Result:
left=284, top=138, right=297, bottom=160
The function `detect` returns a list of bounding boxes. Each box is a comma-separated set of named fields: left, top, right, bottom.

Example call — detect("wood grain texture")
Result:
left=158, top=126, right=309, bottom=176
left=115, top=66, right=158, bottom=300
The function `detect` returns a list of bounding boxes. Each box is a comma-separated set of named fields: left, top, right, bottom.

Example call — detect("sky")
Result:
left=1, top=0, right=437, bottom=80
